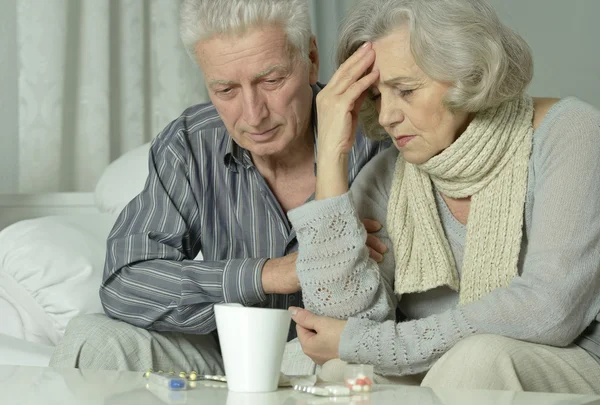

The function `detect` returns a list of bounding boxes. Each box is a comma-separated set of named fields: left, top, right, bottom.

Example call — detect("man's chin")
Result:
left=235, top=134, right=287, bottom=157
left=248, top=144, right=285, bottom=158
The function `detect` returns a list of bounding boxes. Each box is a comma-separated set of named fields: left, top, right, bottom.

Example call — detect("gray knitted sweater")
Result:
left=288, top=97, right=600, bottom=376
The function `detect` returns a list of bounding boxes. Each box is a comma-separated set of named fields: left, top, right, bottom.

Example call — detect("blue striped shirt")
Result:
left=100, top=84, right=390, bottom=336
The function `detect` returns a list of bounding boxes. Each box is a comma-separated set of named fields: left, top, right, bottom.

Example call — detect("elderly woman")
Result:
left=286, top=0, right=600, bottom=394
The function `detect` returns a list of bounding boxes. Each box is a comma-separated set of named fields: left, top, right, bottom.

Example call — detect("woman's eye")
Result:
left=399, top=89, right=414, bottom=97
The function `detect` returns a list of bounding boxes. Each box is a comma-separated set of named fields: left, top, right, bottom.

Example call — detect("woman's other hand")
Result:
left=290, top=306, right=347, bottom=365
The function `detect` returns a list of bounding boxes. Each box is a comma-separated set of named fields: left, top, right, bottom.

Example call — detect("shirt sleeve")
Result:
left=339, top=100, right=600, bottom=376
left=100, top=133, right=267, bottom=334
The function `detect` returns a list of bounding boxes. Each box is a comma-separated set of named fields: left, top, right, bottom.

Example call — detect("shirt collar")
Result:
left=224, top=135, right=252, bottom=172
left=224, top=83, right=324, bottom=172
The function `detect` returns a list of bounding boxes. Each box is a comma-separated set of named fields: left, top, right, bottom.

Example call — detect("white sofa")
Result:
left=0, top=143, right=152, bottom=366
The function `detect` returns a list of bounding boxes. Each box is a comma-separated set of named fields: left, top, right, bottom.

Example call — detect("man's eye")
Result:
left=264, top=78, right=283, bottom=85
left=218, top=88, right=232, bottom=94
left=398, top=89, right=414, bottom=97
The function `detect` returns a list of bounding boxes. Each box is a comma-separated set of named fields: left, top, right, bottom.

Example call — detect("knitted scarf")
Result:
left=387, top=95, right=534, bottom=304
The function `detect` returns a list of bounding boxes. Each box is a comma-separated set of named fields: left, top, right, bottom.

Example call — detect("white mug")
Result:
left=225, top=390, right=286, bottom=405
left=214, top=303, right=291, bottom=392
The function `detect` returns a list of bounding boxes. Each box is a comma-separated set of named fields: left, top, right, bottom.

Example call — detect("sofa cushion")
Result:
left=0, top=214, right=116, bottom=345
left=94, top=143, right=151, bottom=214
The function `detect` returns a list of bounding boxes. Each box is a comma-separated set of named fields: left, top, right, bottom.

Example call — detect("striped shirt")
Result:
left=100, top=84, right=390, bottom=337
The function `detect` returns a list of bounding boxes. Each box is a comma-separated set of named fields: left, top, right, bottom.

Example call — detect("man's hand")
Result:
left=290, top=306, right=347, bottom=365
left=362, top=218, right=387, bottom=263
left=261, top=252, right=299, bottom=295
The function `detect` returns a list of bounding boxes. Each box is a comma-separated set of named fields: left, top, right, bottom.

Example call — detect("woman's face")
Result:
left=370, top=28, right=472, bottom=165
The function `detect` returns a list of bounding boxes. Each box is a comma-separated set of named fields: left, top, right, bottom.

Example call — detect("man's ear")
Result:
left=308, top=36, right=320, bottom=85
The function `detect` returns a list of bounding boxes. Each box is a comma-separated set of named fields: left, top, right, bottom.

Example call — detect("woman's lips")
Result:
left=394, top=135, right=416, bottom=147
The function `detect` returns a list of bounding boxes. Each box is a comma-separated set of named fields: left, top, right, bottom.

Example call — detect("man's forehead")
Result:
left=198, top=43, right=297, bottom=84
left=196, top=25, right=292, bottom=64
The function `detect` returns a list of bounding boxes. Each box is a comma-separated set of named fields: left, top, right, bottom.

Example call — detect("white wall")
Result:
left=0, top=0, right=18, bottom=194
left=487, top=0, right=600, bottom=108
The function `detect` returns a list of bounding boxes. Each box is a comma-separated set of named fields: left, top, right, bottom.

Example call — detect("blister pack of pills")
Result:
left=293, top=384, right=352, bottom=397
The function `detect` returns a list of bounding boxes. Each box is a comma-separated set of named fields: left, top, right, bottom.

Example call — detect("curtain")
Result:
left=14, top=0, right=357, bottom=193
left=17, top=0, right=206, bottom=193
left=309, top=0, right=359, bottom=84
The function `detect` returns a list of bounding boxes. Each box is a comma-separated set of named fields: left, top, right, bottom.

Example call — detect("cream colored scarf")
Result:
left=387, top=95, right=534, bottom=304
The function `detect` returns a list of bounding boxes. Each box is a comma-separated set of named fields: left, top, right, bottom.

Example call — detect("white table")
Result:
left=1, top=365, right=599, bottom=405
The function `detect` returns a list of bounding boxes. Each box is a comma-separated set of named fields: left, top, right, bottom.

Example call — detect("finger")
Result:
left=329, top=44, right=376, bottom=93
left=296, top=324, right=316, bottom=346
left=361, top=218, right=382, bottom=233
left=338, top=70, right=379, bottom=113
left=353, top=90, right=371, bottom=117
left=366, top=233, right=388, bottom=255
left=368, top=247, right=384, bottom=263
left=332, top=42, right=373, bottom=84
left=290, top=307, right=319, bottom=331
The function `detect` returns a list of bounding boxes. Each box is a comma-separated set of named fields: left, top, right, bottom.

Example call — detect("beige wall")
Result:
left=487, top=0, right=600, bottom=108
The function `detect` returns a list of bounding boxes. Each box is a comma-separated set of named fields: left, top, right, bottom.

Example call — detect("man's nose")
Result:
left=242, top=89, right=268, bottom=127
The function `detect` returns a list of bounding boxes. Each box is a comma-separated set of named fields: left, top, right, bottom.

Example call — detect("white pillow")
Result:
left=95, top=143, right=151, bottom=214
left=0, top=214, right=117, bottom=345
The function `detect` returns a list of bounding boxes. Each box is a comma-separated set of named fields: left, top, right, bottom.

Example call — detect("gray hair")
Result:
left=337, top=0, right=534, bottom=139
left=180, top=0, right=313, bottom=64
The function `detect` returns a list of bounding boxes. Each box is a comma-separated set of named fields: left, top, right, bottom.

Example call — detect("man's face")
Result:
left=196, top=25, right=319, bottom=158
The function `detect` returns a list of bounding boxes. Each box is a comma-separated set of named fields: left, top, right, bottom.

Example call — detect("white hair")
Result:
left=337, top=0, right=534, bottom=139
left=180, top=0, right=313, bottom=64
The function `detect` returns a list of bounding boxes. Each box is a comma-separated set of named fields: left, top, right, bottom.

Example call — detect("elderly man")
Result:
left=49, top=0, right=389, bottom=373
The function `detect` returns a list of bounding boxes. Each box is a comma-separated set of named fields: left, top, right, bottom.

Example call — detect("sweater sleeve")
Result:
left=339, top=99, right=600, bottom=376
left=288, top=148, right=399, bottom=322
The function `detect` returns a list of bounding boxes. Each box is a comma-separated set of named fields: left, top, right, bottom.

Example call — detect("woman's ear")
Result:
left=308, top=36, right=320, bottom=85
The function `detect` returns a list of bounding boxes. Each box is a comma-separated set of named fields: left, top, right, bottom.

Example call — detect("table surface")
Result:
left=1, top=365, right=599, bottom=405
